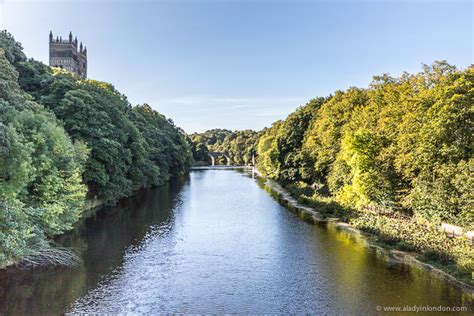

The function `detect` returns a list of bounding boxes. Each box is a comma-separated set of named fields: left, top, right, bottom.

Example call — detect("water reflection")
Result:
left=0, top=169, right=472, bottom=314
left=0, top=179, right=186, bottom=315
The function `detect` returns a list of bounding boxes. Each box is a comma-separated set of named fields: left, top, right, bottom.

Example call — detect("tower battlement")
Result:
left=49, top=31, right=87, bottom=78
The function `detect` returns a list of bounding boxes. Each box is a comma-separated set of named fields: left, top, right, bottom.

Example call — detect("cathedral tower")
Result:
left=49, top=31, right=87, bottom=78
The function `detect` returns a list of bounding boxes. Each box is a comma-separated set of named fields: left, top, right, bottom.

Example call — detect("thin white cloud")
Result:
left=148, top=95, right=312, bottom=133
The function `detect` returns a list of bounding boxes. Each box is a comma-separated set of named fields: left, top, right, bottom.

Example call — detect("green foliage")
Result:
left=254, top=99, right=324, bottom=181
left=0, top=32, right=192, bottom=267
left=21, top=64, right=192, bottom=203
left=10, top=109, right=87, bottom=235
left=351, top=213, right=472, bottom=273
left=16, top=59, right=55, bottom=101
left=188, top=61, right=473, bottom=280
left=297, top=62, right=472, bottom=228
left=256, top=122, right=281, bottom=177
left=131, top=104, right=192, bottom=182
left=0, top=121, right=33, bottom=200
left=190, top=135, right=210, bottom=163
left=0, top=31, right=26, bottom=66
left=200, top=62, right=472, bottom=231
left=304, top=88, right=368, bottom=185
left=0, top=200, right=35, bottom=266
left=273, top=98, right=323, bottom=183
left=0, top=47, right=87, bottom=265
left=50, top=81, right=141, bottom=201
left=406, top=160, right=474, bottom=227
left=189, top=129, right=259, bottom=165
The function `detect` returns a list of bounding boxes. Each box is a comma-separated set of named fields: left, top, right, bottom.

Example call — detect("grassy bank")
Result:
left=282, top=182, right=473, bottom=287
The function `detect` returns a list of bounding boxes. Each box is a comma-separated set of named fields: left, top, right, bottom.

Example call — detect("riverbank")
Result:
left=4, top=168, right=470, bottom=313
left=0, top=32, right=194, bottom=271
left=255, top=171, right=473, bottom=295
left=1, top=177, right=187, bottom=270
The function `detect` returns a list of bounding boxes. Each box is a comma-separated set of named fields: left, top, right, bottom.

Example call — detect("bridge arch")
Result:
left=208, top=152, right=231, bottom=166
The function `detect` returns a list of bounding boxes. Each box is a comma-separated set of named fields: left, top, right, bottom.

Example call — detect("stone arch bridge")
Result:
left=207, top=152, right=256, bottom=166
left=208, top=152, right=231, bottom=166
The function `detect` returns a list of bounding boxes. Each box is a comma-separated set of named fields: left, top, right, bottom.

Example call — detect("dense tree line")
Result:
left=253, top=63, right=473, bottom=276
left=256, top=63, right=473, bottom=229
left=189, top=62, right=472, bottom=276
left=188, top=69, right=472, bottom=230
left=189, top=129, right=259, bottom=165
left=0, top=31, right=192, bottom=267
left=258, top=62, right=474, bottom=228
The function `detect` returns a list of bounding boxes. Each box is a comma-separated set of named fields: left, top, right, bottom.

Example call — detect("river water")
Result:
left=0, top=168, right=472, bottom=314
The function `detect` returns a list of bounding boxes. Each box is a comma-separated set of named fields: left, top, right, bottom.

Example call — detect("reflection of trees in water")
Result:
left=256, top=174, right=474, bottom=312
left=0, top=179, right=186, bottom=315
left=0, top=263, right=87, bottom=315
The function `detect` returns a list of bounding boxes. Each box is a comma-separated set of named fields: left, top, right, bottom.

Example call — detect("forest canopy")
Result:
left=0, top=31, right=192, bottom=267
left=191, top=63, right=473, bottom=230
left=189, top=129, right=259, bottom=165
left=255, top=62, right=473, bottom=229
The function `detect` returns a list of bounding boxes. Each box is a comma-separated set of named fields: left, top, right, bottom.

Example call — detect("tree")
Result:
left=0, top=48, right=87, bottom=265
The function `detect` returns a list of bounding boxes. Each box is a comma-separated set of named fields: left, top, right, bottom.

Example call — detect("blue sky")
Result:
left=1, top=0, right=472, bottom=132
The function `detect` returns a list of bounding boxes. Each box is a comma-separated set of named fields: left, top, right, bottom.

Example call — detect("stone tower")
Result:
left=49, top=31, right=87, bottom=78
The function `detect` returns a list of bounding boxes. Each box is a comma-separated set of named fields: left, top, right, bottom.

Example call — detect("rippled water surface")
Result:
left=0, top=168, right=472, bottom=314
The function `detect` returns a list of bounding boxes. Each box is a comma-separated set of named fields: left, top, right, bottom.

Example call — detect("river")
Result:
left=0, top=168, right=472, bottom=314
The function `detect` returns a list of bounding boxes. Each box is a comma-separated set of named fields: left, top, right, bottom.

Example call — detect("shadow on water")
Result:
left=0, top=177, right=188, bottom=315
